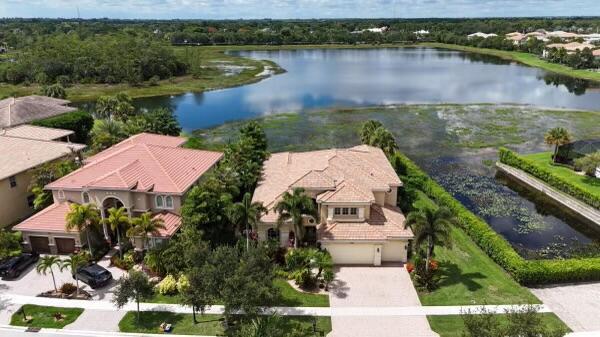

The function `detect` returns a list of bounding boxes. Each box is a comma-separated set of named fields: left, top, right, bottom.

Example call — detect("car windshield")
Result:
left=84, top=265, right=109, bottom=276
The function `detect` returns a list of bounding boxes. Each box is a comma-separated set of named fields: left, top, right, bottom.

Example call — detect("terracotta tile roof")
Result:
left=318, top=205, right=413, bottom=241
left=1, top=124, right=73, bottom=141
left=47, top=133, right=223, bottom=194
left=316, top=180, right=375, bottom=203
left=0, top=135, right=86, bottom=180
left=152, top=211, right=182, bottom=237
left=0, top=95, right=76, bottom=128
left=13, top=202, right=75, bottom=233
left=253, top=145, right=402, bottom=214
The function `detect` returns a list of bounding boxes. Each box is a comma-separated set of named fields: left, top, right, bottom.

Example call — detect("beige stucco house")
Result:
left=252, top=145, right=414, bottom=266
left=14, top=133, right=223, bottom=254
left=0, top=125, right=85, bottom=227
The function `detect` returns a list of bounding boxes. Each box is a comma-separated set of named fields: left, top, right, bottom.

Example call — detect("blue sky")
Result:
left=1, top=0, right=599, bottom=19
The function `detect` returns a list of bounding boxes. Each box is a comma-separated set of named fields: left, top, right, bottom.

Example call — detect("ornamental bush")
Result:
left=176, top=274, right=189, bottom=294
left=498, top=147, right=600, bottom=209
left=390, top=151, right=600, bottom=285
left=156, top=274, right=178, bottom=295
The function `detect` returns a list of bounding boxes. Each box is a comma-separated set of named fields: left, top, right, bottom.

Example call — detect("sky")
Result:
left=0, top=0, right=599, bottom=20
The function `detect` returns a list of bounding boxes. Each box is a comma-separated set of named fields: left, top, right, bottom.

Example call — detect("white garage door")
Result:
left=324, top=243, right=375, bottom=265
left=382, top=241, right=407, bottom=262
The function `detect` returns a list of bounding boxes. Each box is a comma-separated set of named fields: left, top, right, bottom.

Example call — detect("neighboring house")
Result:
left=253, top=145, right=414, bottom=266
left=14, top=133, right=223, bottom=255
left=543, top=42, right=597, bottom=57
left=0, top=126, right=85, bottom=227
left=0, top=95, right=76, bottom=128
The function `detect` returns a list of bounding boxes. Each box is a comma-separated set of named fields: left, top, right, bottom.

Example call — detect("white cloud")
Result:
left=0, top=0, right=598, bottom=19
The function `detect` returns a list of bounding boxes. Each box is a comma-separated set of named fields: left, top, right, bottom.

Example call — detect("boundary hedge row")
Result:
left=498, top=147, right=600, bottom=209
left=31, top=111, right=94, bottom=144
left=391, top=151, right=600, bottom=285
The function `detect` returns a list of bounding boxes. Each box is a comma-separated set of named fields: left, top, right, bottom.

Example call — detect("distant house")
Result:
left=14, top=133, right=223, bottom=254
left=467, top=32, right=498, bottom=39
left=351, top=27, right=388, bottom=34
left=505, top=32, right=526, bottom=44
left=0, top=125, right=85, bottom=227
left=0, top=96, right=76, bottom=129
left=543, top=42, right=596, bottom=57
left=252, top=145, right=413, bottom=266
left=555, top=139, right=600, bottom=165
left=546, top=31, right=579, bottom=39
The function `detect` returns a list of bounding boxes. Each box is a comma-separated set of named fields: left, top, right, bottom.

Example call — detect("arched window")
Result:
left=82, top=192, right=90, bottom=204
left=165, top=196, right=173, bottom=209
left=267, top=228, right=280, bottom=241
left=155, top=195, right=164, bottom=208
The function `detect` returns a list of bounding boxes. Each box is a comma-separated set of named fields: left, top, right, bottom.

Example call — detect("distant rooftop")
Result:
left=1, top=124, right=73, bottom=141
left=0, top=95, right=76, bottom=128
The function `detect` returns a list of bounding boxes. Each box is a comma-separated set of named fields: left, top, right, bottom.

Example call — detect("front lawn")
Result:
left=118, top=311, right=332, bottom=336
left=274, top=278, right=330, bottom=307
left=148, top=292, right=182, bottom=304
left=418, top=225, right=540, bottom=305
left=521, top=152, right=600, bottom=196
left=10, top=305, right=84, bottom=329
left=427, top=313, right=570, bottom=337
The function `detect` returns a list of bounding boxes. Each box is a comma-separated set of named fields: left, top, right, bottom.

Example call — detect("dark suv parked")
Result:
left=0, top=253, right=39, bottom=279
left=74, top=264, right=112, bottom=289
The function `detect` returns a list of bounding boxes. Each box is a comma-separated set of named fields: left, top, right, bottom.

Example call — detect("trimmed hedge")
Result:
left=498, top=147, right=600, bottom=209
left=391, top=151, right=600, bottom=285
left=31, top=110, right=94, bottom=144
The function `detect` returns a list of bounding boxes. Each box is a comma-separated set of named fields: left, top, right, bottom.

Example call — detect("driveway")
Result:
left=530, top=282, right=600, bottom=332
left=0, top=251, right=126, bottom=303
left=328, top=265, right=438, bottom=337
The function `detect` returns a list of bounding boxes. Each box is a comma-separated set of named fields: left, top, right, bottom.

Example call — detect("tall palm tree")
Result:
left=103, top=207, right=130, bottom=258
left=65, top=203, right=101, bottom=257
left=127, top=212, right=166, bottom=250
left=90, top=119, right=127, bottom=151
left=274, top=188, right=317, bottom=248
left=405, top=207, right=456, bottom=272
left=227, top=192, right=267, bottom=251
left=360, top=120, right=384, bottom=144
left=544, top=127, right=572, bottom=163
left=36, top=255, right=61, bottom=293
left=60, top=254, right=87, bottom=296
left=368, top=127, right=399, bottom=157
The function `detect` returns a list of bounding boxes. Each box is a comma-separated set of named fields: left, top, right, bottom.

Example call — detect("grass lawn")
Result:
left=274, top=278, right=330, bottom=307
left=148, top=292, right=182, bottom=304
left=427, top=313, right=570, bottom=337
left=10, top=305, right=84, bottom=329
left=118, top=311, right=332, bottom=336
left=420, top=43, right=600, bottom=83
left=522, top=152, right=600, bottom=197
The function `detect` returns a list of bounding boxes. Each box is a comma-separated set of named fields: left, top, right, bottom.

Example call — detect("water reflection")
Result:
left=126, top=47, right=600, bottom=131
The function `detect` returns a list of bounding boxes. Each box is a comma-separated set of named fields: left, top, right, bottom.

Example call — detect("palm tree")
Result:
left=274, top=188, right=318, bottom=248
left=227, top=192, right=267, bottom=251
left=368, top=127, right=398, bottom=157
left=405, top=207, right=456, bottom=272
left=544, top=127, right=572, bottom=163
left=103, top=207, right=130, bottom=258
left=360, top=120, right=384, bottom=144
left=127, top=212, right=166, bottom=250
left=65, top=203, right=101, bottom=257
left=60, top=254, right=87, bottom=296
left=36, top=255, right=61, bottom=293
left=90, top=119, right=127, bottom=151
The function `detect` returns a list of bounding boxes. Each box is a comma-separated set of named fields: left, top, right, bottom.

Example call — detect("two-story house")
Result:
left=252, top=145, right=414, bottom=266
left=14, top=133, right=222, bottom=254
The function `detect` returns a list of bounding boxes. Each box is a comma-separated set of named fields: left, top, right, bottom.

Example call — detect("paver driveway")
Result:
left=328, top=265, right=439, bottom=337
left=531, top=282, right=600, bottom=332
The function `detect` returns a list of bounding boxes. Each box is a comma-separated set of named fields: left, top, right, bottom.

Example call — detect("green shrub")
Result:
left=32, top=110, right=94, bottom=144
left=156, top=274, right=178, bottom=295
left=498, top=147, right=600, bottom=208
left=176, top=274, right=189, bottom=294
left=60, top=282, right=77, bottom=295
left=391, top=151, right=600, bottom=285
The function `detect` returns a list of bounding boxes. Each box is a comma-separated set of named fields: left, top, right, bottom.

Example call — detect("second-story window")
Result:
left=334, top=208, right=341, bottom=215
left=342, top=207, right=349, bottom=215
left=82, top=192, right=90, bottom=204
left=165, top=196, right=173, bottom=209
left=350, top=208, right=358, bottom=215
left=156, top=195, right=164, bottom=208
left=9, top=176, right=16, bottom=188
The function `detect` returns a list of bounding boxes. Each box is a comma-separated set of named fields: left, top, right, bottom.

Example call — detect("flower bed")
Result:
left=391, top=151, right=600, bottom=285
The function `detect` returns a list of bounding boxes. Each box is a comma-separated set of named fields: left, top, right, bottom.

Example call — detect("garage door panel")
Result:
left=324, top=243, right=374, bottom=265
left=382, top=241, right=407, bottom=262
left=55, top=238, right=76, bottom=254
left=29, top=236, right=50, bottom=254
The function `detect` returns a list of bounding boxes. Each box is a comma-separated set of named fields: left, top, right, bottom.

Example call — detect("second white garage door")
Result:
left=323, top=242, right=376, bottom=265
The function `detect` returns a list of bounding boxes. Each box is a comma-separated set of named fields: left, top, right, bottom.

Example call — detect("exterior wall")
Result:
left=382, top=240, right=409, bottom=262
left=0, top=171, right=35, bottom=227
left=257, top=222, right=291, bottom=247
left=385, top=187, right=398, bottom=206
left=21, top=230, right=83, bottom=255
left=374, top=191, right=386, bottom=206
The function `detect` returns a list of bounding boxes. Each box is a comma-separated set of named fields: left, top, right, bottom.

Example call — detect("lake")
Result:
left=133, top=47, right=600, bottom=131
left=130, top=47, right=600, bottom=258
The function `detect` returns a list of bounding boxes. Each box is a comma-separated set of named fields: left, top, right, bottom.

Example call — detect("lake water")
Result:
left=133, top=47, right=600, bottom=131
left=130, top=47, right=600, bottom=258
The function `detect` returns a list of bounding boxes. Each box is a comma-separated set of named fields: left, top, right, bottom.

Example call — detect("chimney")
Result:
left=7, top=97, right=14, bottom=126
